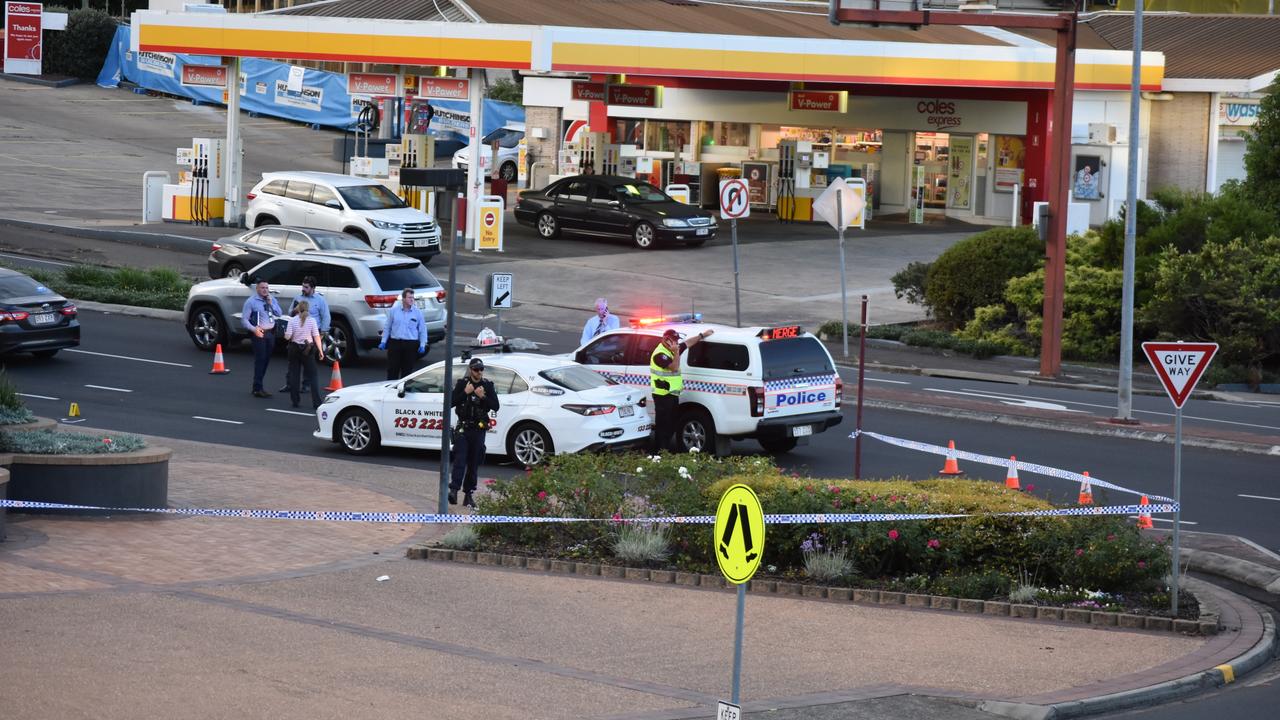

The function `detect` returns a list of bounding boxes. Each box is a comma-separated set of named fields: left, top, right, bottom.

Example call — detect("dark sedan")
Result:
left=207, top=226, right=371, bottom=279
left=514, top=175, right=717, bottom=249
left=0, top=269, right=79, bottom=359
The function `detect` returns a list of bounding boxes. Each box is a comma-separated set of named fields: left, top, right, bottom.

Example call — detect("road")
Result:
left=5, top=308, right=1278, bottom=554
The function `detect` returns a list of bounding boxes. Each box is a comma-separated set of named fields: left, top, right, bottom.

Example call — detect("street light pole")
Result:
left=1116, top=2, right=1144, bottom=423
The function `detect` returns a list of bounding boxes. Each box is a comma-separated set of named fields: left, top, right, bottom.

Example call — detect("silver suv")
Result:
left=184, top=250, right=447, bottom=364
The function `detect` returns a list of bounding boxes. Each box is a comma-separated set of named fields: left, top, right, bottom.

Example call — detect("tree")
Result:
left=1243, top=79, right=1280, bottom=215
left=486, top=77, right=523, bottom=105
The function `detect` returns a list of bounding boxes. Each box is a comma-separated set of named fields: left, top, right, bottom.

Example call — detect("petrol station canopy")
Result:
left=132, top=1, right=1165, bottom=91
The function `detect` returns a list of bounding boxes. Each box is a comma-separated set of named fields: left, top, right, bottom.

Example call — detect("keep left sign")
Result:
left=1142, top=342, right=1218, bottom=408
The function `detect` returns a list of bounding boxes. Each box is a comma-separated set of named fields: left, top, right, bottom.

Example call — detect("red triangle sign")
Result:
left=1141, top=342, right=1218, bottom=408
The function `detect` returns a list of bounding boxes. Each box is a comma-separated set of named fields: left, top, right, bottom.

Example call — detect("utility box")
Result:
left=1088, top=123, right=1117, bottom=145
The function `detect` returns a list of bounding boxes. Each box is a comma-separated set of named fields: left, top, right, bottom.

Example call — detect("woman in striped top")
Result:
left=284, top=300, right=325, bottom=409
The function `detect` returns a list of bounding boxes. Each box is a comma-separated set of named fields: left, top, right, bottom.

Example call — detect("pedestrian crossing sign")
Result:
left=714, top=484, right=765, bottom=584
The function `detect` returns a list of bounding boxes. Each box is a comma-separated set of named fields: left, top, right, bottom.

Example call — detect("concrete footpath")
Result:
left=1, top=431, right=1276, bottom=720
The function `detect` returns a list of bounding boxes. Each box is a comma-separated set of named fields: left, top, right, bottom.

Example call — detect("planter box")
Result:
left=931, top=596, right=957, bottom=611
left=5, top=447, right=170, bottom=514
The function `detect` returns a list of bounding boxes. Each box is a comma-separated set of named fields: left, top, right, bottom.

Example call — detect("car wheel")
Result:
left=758, top=436, right=798, bottom=454
left=507, top=422, right=554, bottom=468
left=187, top=304, right=227, bottom=352
left=633, top=221, right=657, bottom=250
left=338, top=409, right=380, bottom=455
left=223, top=262, right=246, bottom=279
left=326, top=318, right=357, bottom=365
left=536, top=212, right=559, bottom=239
left=254, top=215, right=278, bottom=228
left=344, top=228, right=371, bottom=247
left=677, top=408, right=716, bottom=454
left=500, top=162, right=517, bottom=183
left=31, top=349, right=58, bottom=359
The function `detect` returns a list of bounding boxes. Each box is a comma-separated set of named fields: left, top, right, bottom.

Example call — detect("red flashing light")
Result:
left=759, top=325, right=801, bottom=340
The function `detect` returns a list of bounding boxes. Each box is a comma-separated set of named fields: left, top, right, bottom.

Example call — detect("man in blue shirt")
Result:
left=279, top=275, right=330, bottom=393
left=580, top=297, right=620, bottom=346
left=378, top=288, right=428, bottom=380
left=242, top=279, right=283, bottom=398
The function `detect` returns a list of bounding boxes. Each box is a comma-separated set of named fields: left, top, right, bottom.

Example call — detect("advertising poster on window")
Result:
left=947, top=136, right=974, bottom=210
left=993, top=135, right=1025, bottom=193
left=743, top=162, right=769, bottom=206
left=910, top=165, right=926, bottom=224
left=1073, top=155, right=1102, bottom=201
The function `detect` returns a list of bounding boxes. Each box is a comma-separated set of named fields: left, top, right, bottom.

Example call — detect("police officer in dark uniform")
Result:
left=449, top=357, right=499, bottom=508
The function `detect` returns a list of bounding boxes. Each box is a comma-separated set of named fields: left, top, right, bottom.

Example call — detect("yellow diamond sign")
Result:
left=714, top=484, right=765, bottom=584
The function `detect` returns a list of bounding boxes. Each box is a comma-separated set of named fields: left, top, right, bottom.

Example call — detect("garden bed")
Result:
left=2, top=429, right=170, bottom=514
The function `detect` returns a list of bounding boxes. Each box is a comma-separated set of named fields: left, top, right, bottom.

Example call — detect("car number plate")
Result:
left=791, top=424, right=813, bottom=437
left=29, top=313, right=56, bottom=325
left=414, top=236, right=430, bottom=247
left=620, top=405, right=634, bottom=417
left=696, top=228, right=709, bottom=236
left=415, top=299, right=426, bottom=310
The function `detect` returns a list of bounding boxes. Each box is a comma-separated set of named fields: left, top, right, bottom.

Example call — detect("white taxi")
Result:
left=569, top=320, right=842, bottom=456
left=314, top=353, right=651, bottom=466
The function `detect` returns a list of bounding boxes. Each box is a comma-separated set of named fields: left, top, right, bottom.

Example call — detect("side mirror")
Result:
left=575, top=350, right=587, bottom=364
left=240, top=274, right=253, bottom=286
left=325, top=199, right=342, bottom=209
left=608, top=200, right=622, bottom=208
left=397, top=384, right=406, bottom=399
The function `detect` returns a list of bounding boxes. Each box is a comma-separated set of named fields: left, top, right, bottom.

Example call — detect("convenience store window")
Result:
left=645, top=121, right=691, bottom=153
left=713, top=122, right=750, bottom=147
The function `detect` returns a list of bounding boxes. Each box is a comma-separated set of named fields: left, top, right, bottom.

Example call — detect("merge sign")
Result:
left=714, top=484, right=764, bottom=585
left=1142, top=342, right=1218, bottom=408
left=4, top=2, right=43, bottom=76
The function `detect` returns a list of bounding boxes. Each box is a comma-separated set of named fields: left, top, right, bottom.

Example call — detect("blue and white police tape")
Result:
left=0, top=498, right=1175, bottom=525
left=851, top=430, right=1174, bottom=504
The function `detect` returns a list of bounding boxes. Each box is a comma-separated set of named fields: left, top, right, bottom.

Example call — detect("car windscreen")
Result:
left=0, top=274, right=55, bottom=299
left=759, top=337, right=834, bottom=381
left=539, top=365, right=616, bottom=391
left=372, top=263, right=439, bottom=291
left=310, top=232, right=369, bottom=251
left=337, top=184, right=407, bottom=210
left=613, top=182, right=668, bottom=203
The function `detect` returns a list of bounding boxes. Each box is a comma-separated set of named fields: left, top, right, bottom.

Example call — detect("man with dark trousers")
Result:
left=242, top=278, right=283, bottom=398
left=449, top=357, right=499, bottom=509
left=649, top=326, right=713, bottom=453
left=377, top=288, right=428, bottom=380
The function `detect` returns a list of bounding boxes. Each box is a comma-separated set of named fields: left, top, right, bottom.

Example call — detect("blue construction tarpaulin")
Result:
left=96, top=25, right=523, bottom=137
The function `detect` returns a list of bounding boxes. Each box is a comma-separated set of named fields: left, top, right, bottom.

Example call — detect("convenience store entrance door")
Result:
left=914, top=132, right=949, bottom=211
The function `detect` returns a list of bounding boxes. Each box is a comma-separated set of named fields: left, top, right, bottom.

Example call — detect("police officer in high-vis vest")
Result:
left=649, top=327, right=714, bottom=453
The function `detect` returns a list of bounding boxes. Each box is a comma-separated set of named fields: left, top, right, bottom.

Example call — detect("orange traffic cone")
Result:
left=208, top=344, right=230, bottom=375
left=1136, top=495, right=1154, bottom=529
left=325, top=361, right=344, bottom=391
left=938, top=440, right=965, bottom=477
left=1077, top=471, right=1094, bottom=505
left=1004, top=456, right=1021, bottom=490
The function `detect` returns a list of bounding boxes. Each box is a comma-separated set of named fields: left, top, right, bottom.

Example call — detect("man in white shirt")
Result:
left=581, top=298, right=620, bottom=346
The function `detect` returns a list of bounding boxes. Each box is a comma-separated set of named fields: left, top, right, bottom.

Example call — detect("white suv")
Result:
left=245, top=171, right=441, bottom=262
left=570, top=321, right=843, bottom=455
left=452, top=124, right=525, bottom=182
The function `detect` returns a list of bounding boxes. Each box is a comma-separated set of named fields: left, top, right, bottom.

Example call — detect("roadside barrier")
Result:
left=0, top=429, right=1177, bottom=525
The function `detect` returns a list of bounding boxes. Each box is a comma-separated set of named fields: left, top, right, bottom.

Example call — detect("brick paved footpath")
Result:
left=0, top=433, right=1266, bottom=720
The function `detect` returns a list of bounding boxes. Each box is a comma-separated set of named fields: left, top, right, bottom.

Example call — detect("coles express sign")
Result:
left=917, top=99, right=963, bottom=129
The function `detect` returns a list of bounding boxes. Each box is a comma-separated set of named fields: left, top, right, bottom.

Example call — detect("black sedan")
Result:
left=207, top=226, right=371, bottom=279
left=0, top=268, right=79, bottom=359
left=514, top=175, right=717, bottom=249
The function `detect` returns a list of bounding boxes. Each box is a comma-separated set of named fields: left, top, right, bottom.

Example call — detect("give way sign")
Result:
left=1142, top=341, right=1218, bottom=408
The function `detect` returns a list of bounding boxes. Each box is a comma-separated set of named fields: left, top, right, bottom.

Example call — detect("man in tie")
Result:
left=580, top=297, right=620, bottom=346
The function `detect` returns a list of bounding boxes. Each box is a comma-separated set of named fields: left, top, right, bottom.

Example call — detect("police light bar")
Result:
left=758, top=326, right=802, bottom=340
left=628, top=312, right=703, bottom=328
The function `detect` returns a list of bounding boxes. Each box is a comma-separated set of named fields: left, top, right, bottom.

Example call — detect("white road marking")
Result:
left=1239, top=494, right=1280, bottom=502
left=952, top=386, right=1280, bottom=432
left=927, top=387, right=1083, bottom=413
left=18, top=392, right=58, bottom=400
left=456, top=313, right=495, bottom=320
left=1129, top=516, right=1198, bottom=526
left=267, top=408, right=313, bottom=417
left=65, top=349, right=193, bottom=368
left=865, top=377, right=910, bottom=385
left=511, top=326, right=557, bottom=334
left=193, top=416, right=243, bottom=425
left=84, top=384, right=131, bottom=393
left=0, top=252, right=72, bottom=267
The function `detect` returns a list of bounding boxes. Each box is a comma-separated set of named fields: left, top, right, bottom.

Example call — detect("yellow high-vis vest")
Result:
left=650, top=343, right=682, bottom=396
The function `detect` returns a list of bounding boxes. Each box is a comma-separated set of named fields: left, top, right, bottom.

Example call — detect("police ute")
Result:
left=315, top=352, right=651, bottom=466
left=569, top=316, right=842, bottom=455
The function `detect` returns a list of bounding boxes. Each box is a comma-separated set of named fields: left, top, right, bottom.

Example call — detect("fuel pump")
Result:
left=162, top=138, right=224, bottom=225
left=400, top=98, right=437, bottom=214
left=778, top=139, right=797, bottom=223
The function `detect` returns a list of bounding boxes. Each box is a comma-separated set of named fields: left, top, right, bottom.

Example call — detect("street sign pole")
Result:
left=731, top=582, right=745, bottom=703
left=837, top=189, right=848, bottom=358
left=1172, top=405, right=1183, bottom=617
left=731, top=218, right=741, bottom=328
left=855, top=294, right=868, bottom=479
left=439, top=192, right=463, bottom=514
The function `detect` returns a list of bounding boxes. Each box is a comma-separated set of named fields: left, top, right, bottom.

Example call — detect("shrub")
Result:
left=800, top=533, right=853, bottom=582
left=0, top=430, right=146, bottom=454
left=0, top=407, right=36, bottom=425
left=1244, top=79, right=1280, bottom=216
left=439, top=526, right=478, bottom=550
left=891, top=261, right=930, bottom=307
left=924, top=227, right=1043, bottom=327
left=613, top=523, right=670, bottom=565
left=42, top=9, right=118, bottom=80
left=0, top=369, right=25, bottom=412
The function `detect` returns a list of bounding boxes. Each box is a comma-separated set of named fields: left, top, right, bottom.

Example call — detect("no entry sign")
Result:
left=1141, top=341, right=1218, bottom=408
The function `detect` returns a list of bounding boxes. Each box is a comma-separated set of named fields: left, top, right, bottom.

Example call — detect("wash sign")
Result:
left=1142, top=342, right=1218, bottom=408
